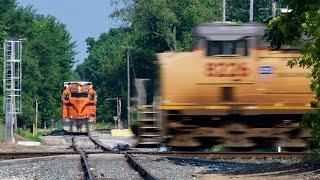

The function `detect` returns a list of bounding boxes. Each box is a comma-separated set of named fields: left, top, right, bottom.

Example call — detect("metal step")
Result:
left=140, top=119, right=158, bottom=122
left=140, top=126, right=160, bottom=129
left=140, top=134, right=161, bottom=137
left=138, top=141, right=161, bottom=145
left=140, top=111, right=159, bottom=114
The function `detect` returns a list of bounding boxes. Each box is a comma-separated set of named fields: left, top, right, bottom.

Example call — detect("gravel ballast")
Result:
left=88, top=154, right=142, bottom=179
left=0, top=155, right=82, bottom=180
left=134, top=155, right=320, bottom=180
left=89, top=131, right=137, bottom=149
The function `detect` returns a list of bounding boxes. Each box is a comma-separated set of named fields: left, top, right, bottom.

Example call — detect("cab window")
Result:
left=207, top=40, right=248, bottom=56
left=71, top=92, right=88, bottom=98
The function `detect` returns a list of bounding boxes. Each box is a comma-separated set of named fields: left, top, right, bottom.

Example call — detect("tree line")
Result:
left=0, top=0, right=75, bottom=128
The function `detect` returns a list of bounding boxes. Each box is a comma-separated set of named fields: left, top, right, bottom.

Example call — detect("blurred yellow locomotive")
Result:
left=157, top=22, right=312, bottom=148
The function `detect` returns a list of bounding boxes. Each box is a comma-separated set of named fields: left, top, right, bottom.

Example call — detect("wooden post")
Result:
left=35, top=100, right=38, bottom=136
left=32, top=123, right=36, bottom=136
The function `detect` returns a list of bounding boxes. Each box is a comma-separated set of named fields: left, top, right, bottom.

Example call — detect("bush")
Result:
left=300, top=111, right=320, bottom=152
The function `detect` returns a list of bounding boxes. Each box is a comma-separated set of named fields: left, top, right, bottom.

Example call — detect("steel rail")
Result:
left=127, top=151, right=316, bottom=160
left=0, top=151, right=106, bottom=160
left=72, top=136, right=94, bottom=180
left=0, top=151, right=76, bottom=160
left=88, top=134, right=115, bottom=152
left=0, top=151, right=314, bottom=161
left=123, top=151, right=158, bottom=180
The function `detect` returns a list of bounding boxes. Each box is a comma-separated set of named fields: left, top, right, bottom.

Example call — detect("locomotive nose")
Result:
left=74, top=99, right=86, bottom=114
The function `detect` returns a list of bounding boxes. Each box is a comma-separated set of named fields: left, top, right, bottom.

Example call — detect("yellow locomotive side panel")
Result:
left=158, top=49, right=313, bottom=114
left=156, top=23, right=312, bottom=148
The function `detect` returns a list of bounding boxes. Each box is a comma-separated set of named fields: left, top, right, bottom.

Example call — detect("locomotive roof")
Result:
left=64, top=81, right=92, bottom=88
left=196, top=22, right=266, bottom=41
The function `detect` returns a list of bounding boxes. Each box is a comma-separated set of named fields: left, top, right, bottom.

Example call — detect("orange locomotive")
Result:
left=62, top=82, right=96, bottom=133
left=157, top=23, right=313, bottom=148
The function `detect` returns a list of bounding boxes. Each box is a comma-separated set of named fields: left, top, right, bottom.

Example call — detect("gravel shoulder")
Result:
left=0, top=141, right=74, bottom=152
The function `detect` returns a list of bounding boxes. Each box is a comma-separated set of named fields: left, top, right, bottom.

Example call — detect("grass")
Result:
left=0, top=124, right=5, bottom=141
left=96, top=122, right=113, bottom=131
left=302, top=153, right=320, bottom=162
left=16, top=128, right=50, bottom=142
left=16, top=129, right=41, bottom=142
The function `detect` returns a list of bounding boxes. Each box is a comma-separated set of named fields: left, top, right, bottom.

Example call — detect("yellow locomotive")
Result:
left=157, top=22, right=312, bottom=148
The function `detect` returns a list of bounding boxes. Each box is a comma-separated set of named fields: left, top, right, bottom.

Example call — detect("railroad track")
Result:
left=71, top=135, right=95, bottom=180
left=0, top=151, right=314, bottom=161
left=0, top=133, right=316, bottom=180
left=87, top=134, right=158, bottom=180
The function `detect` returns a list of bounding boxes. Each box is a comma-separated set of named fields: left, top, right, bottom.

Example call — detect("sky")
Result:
left=18, top=0, right=121, bottom=67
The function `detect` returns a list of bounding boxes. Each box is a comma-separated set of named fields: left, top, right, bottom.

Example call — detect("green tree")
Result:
left=25, top=15, right=75, bottom=127
left=226, top=0, right=271, bottom=23
left=0, top=0, right=16, bottom=124
left=0, top=1, right=75, bottom=128
left=265, top=0, right=320, bottom=150
left=112, top=0, right=222, bottom=51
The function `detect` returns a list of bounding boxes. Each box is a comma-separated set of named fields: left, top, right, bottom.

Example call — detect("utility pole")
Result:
left=271, top=0, right=276, bottom=16
left=222, top=0, right=226, bottom=22
left=249, top=0, right=254, bottom=22
left=122, top=46, right=132, bottom=128
left=35, top=100, right=38, bottom=136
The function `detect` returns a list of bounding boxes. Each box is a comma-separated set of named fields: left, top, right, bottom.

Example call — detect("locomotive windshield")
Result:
left=71, top=92, right=89, bottom=98
left=206, top=39, right=248, bottom=56
left=195, top=23, right=266, bottom=57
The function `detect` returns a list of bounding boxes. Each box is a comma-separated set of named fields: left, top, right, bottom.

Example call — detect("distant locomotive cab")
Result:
left=62, top=82, right=96, bottom=133
left=157, top=22, right=313, bottom=148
